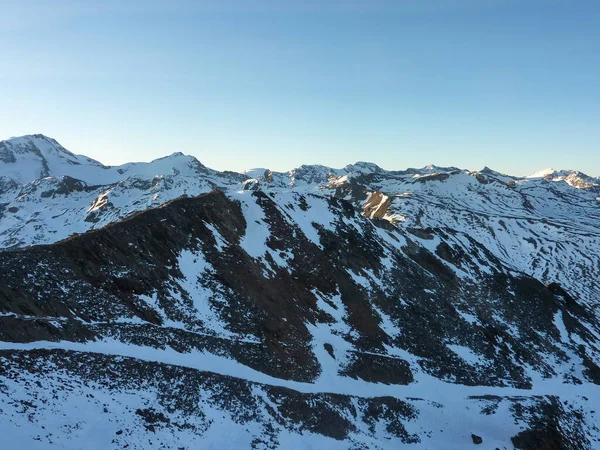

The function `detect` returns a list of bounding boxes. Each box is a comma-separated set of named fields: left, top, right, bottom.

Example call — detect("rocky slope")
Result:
left=1, top=135, right=599, bottom=449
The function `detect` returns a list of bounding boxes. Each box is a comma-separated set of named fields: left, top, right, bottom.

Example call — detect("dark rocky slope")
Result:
left=1, top=188, right=599, bottom=448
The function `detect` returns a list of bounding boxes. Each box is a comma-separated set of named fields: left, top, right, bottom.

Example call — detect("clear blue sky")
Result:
left=1, top=0, right=599, bottom=175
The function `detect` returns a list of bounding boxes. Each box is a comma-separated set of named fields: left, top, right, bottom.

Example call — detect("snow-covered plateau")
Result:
left=1, top=134, right=599, bottom=449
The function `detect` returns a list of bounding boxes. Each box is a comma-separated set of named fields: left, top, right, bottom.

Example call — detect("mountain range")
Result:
left=1, top=134, right=599, bottom=449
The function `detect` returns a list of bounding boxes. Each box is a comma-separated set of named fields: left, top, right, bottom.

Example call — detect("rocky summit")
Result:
left=1, top=135, right=599, bottom=449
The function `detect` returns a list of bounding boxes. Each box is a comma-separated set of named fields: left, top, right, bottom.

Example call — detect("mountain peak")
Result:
left=421, top=164, right=460, bottom=173
left=344, top=161, right=384, bottom=173
left=0, top=134, right=68, bottom=155
left=0, top=134, right=106, bottom=184
left=526, top=168, right=556, bottom=178
left=6, top=133, right=56, bottom=143
left=4, top=133, right=71, bottom=156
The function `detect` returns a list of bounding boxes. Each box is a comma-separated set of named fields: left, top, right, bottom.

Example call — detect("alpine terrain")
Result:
left=1, top=134, right=599, bottom=449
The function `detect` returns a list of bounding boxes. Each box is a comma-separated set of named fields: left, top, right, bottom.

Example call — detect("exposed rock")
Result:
left=363, top=191, right=392, bottom=219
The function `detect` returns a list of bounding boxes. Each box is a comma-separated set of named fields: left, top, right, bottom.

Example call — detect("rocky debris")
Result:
left=510, top=396, right=591, bottom=450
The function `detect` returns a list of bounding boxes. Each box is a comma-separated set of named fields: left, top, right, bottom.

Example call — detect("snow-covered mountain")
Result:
left=1, top=135, right=600, bottom=449
left=0, top=134, right=223, bottom=185
left=0, top=135, right=246, bottom=248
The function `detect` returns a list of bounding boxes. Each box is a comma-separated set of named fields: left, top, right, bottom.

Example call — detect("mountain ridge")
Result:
left=2, top=134, right=597, bottom=184
left=1, top=134, right=600, bottom=449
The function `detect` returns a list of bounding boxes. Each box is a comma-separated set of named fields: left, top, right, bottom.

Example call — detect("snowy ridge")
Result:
left=5, top=343, right=593, bottom=450
left=2, top=338, right=600, bottom=401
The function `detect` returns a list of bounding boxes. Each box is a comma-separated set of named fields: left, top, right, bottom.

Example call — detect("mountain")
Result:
left=1, top=135, right=599, bottom=449
left=0, top=134, right=106, bottom=184
left=0, top=135, right=246, bottom=248
left=527, top=168, right=600, bottom=189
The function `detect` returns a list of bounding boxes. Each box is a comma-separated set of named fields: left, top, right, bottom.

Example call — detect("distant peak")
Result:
left=418, top=164, right=460, bottom=174
left=154, top=151, right=192, bottom=161
left=5, top=133, right=57, bottom=145
left=3, top=133, right=73, bottom=155
left=294, top=164, right=333, bottom=171
left=479, top=166, right=507, bottom=176
left=242, top=168, right=272, bottom=181
left=344, top=161, right=384, bottom=173
left=526, top=168, right=555, bottom=178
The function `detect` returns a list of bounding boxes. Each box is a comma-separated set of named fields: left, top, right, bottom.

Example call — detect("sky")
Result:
left=1, top=0, right=599, bottom=175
